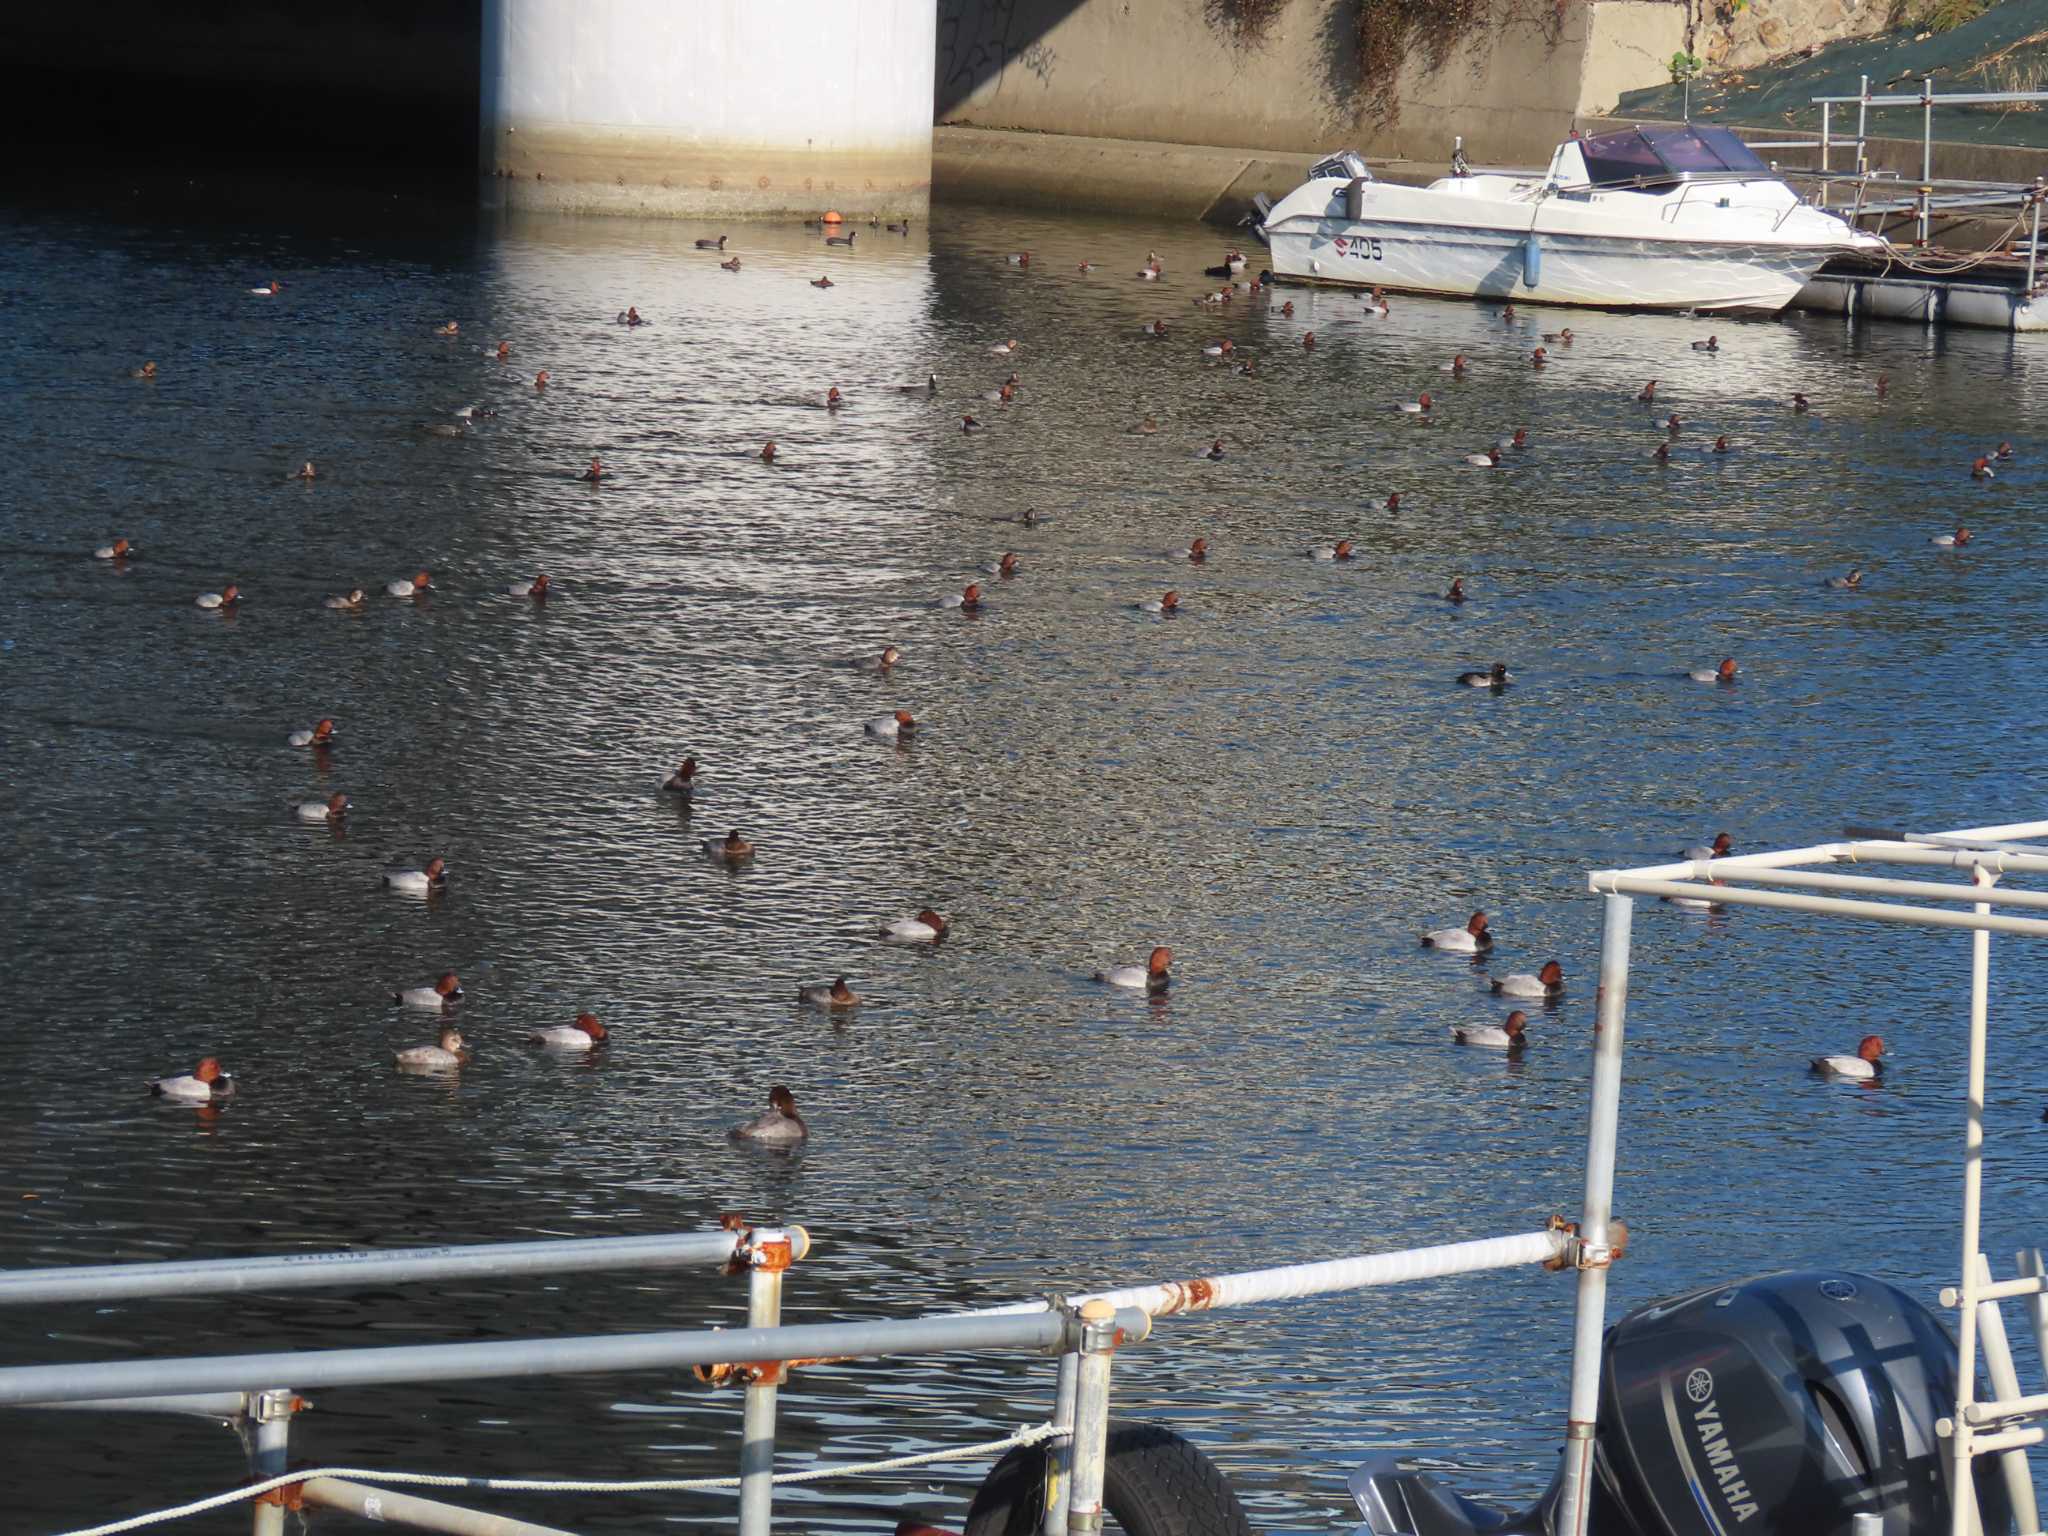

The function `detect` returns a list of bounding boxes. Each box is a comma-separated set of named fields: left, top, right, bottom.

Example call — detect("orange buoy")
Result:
left=821, top=210, right=844, bottom=224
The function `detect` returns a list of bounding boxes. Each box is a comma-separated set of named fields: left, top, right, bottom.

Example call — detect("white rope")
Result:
left=43, top=1421, right=1067, bottom=1536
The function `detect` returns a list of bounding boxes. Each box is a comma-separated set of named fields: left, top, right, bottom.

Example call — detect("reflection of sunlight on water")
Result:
left=1, top=195, right=2045, bottom=1529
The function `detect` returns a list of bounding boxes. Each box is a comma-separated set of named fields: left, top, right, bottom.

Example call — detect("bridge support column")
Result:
left=481, top=0, right=935, bottom=220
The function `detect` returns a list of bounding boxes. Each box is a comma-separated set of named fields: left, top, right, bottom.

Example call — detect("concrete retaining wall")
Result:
left=482, top=0, right=937, bottom=219
left=935, top=0, right=1687, bottom=167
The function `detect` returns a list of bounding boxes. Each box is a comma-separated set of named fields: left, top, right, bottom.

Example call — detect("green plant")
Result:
left=1669, top=49, right=1703, bottom=83
left=1353, top=0, right=1567, bottom=129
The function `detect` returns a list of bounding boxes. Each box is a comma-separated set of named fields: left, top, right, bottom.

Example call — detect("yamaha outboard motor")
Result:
left=1348, top=1270, right=2013, bottom=1536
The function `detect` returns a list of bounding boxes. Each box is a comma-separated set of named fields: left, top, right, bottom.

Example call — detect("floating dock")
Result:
left=1792, top=246, right=2047, bottom=332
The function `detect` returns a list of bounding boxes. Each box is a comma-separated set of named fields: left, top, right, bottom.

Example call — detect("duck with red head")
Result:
left=1096, top=946, right=1172, bottom=993
left=510, top=573, right=550, bottom=600
left=1311, top=539, right=1355, bottom=561
left=799, top=976, right=861, bottom=1010
left=1995, top=440, right=2014, bottom=461
left=196, top=584, right=241, bottom=610
left=1454, top=1011, right=1529, bottom=1048
left=1932, top=526, right=1972, bottom=547
left=880, top=908, right=949, bottom=942
left=1139, top=590, right=1180, bottom=614
left=1492, top=960, right=1565, bottom=999
left=1711, top=435, right=1730, bottom=453
left=295, top=792, right=350, bottom=824
left=1422, top=910, right=1493, bottom=953
left=580, top=457, right=607, bottom=482
left=386, top=569, right=434, bottom=598
left=730, top=1084, right=808, bottom=1144
left=1971, top=456, right=1995, bottom=480
left=1637, top=380, right=1657, bottom=402
left=942, top=583, right=983, bottom=611
left=150, top=1056, right=235, bottom=1102
left=1202, top=438, right=1226, bottom=460
left=704, top=828, right=754, bottom=863
left=662, top=757, right=700, bottom=796
left=1530, top=347, right=1548, bottom=369
left=383, top=857, right=448, bottom=896
left=1444, top=577, right=1467, bottom=604
left=1687, top=658, right=1739, bottom=685
left=1813, top=1034, right=1885, bottom=1081
left=288, top=718, right=337, bottom=748
left=395, top=971, right=463, bottom=1011
left=857, top=645, right=901, bottom=672
left=1187, top=538, right=1209, bottom=562
left=534, top=370, right=549, bottom=390
left=530, top=1013, right=608, bottom=1051
left=865, top=709, right=917, bottom=740
left=94, top=538, right=135, bottom=561
left=1396, top=392, right=1432, bottom=414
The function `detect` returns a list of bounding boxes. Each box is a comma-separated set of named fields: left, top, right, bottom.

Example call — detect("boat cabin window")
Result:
left=1577, top=125, right=1773, bottom=188
left=1310, top=151, right=1372, bottom=183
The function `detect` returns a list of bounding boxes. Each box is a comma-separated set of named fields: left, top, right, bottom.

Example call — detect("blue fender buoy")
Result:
left=1522, top=234, right=1542, bottom=289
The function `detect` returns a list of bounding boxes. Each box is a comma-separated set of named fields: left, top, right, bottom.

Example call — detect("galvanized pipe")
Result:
left=249, top=1389, right=296, bottom=1536
left=19, top=1391, right=250, bottom=1418
left=1041, top=1353, right=1080, bottom=1536
left=0, top=1230, right=744, bottom=1307
left=739, top=1258, right=784, bottom=1536
left=1950, top=866, right=1994, bottom=1536
left=299, top=1477, right=580, bottom=1536
left=0, top=1310, right=1071, bottom=1407
left=1680, top=865, right=2048, bottom=912
left=1589, top=877, right=2048, bottom=939
left=2021, top=1251, right=2048, bottom=1381
left=974, top=1229, right=1565, bottom=1321
left=1970, top=1255, right=2040, bottom=1532
left=1857, top=75, right=1870, bottom=177
left=1557, top=893, right=1633, bottom=1536
left=1066, top=1301, right=1118, bottom=1536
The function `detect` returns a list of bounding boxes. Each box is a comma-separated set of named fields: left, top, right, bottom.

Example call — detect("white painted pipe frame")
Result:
left=1691, top=865, right=2048, bottom=912
left=1971, top=1255, right=2040, bottom=1534
left=299, top=1477, right=580, bottom=1536
left=739, top=1261, right=782, bottom=1536
left=1589, top=876, right=2048, bottom=939
left=1948, top=867, right=1995, bottom=1536
left=1555, top=893, right=1633, bottom=1536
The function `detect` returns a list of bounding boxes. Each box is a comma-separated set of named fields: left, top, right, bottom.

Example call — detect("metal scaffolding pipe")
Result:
left=16, top=1391, right=250, bottom=1418
left=1041, top=1354, right=1079, bottom=1536
left=1588, top=877, right=2048, bottom=939
left=1557, top=893, right=1632, bottom=1536
left=0, top=1310, right=1071, bottom=1407
left=249, top=1390, right=296, bottom=1536
left=0, top=1231, right=744, bottom=1307
left=1970, top=1256, right=2040, bottom=1533
left=738, top=1259, right=783, bottom=1536
left=1694, top=866, right=2048, bottom=912
left=1949, top=868, right=1995, bottom=1536
left=1066, top=1302, right=1118, bottom=1536
left=299, top=1477, right=581, bottom=1536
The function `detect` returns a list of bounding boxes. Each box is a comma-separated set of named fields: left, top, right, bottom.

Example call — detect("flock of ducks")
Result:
left=129, top=229, right=2005, bottom=1122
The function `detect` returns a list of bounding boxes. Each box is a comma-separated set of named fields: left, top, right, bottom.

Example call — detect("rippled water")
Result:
left=3, top=194, right=2046, bottom=1533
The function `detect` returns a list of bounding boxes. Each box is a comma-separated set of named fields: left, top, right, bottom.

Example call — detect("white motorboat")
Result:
left=1263, top=124, right=1886, bottom=312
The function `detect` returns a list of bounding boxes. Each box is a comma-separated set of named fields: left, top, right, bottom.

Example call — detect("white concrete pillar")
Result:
left=481, top=0, right=936, bottom=220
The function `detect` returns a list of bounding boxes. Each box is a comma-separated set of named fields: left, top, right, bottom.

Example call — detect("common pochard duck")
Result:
left=1497, top=429, right=1529, bottom=451
left=941, top=584, right=983, bottom=610
left=386, top=570, right=433, bottom=598
left=196, top=584, right=241, bottom=610
left=394, top=972, right=462, bottom=1011
left=580, top=457, right=607, bottom=482
left=1441, top=354, right=1469, bottom=376
left=1187, top=539, right=1209, bottom=562
left=1688, top=658, right=1739, bottom=684
left=858, top=646, right=902, bottom=671
left=1302, top=332, right=1316, bottom=349
left=759, top=441, right=778, bottom=463
left=984, top=552, right=1020, bottom=577
left=495, top=341, right=511, bottom=360
left=1464, top=448, right=1502, bottom=468
left=1711, top=435, right=1730, bottom=453
left=1201, top=439, right=1226, bottom=460
left=1541, top=328, right=1574, bottom=344
left=1444, top=578, right=1466, bottom=604
left=662, top=758, right=700, bottom=796
left=1825, top=569, right=1863, bottom=590
left=1813, top=1034, right=1885, bottom=1081
left=1970, top=456, right=1994, bottom=480
left=704, top=829, right=754, bottom=863
left=530, top=1013, right=607, bottom=1051
left=880, top=909, right=949, bottom=942
left=1095, top=946, right=1171, bottom=993
left=811, top=276, right=835, bottom=288
left=961, top=415, right=982, bottom=433
left=383, top=857, right=448, bottom=895
left=250, top=281, right=283, bottom=296
left=150, top=1057, right=234, bottom=1102
left=895, top=373, right=939, bottom=393
left=866, top=710, right=917, bottom=739
left=1664, top=415, right=1682, bottom=435
left=294, top=462, right=317, bottom=480
left=95, top=539, right=135, bottom=560
left=534, top=370, right=550, bottom=389
left=1492, top=960, right=1564, bottom=999
left=730, top=1085, right=807, bottom=1144
left=1422, top=911, right=1493, bottom=953
left=396, top=1028, right=468, bottom=1070
left=1201, top=339, right=1234, bottom=358
left=1650, top=443, right=1671, bottom=464
left=130, top=361, right=157, bottom=379
left=1137, top=255, right=1163, bottom=279
left=1530, top=347, right=1548, bottom=368
left=1687, top=832, right=1735, bottom=862
left=1396, top=393, right=1433, bottom=414
left=1138, top=590, right=1180, bottom=614
left=296, top=792, right=350, bottom=824
left=1454, top=1011, right=1529, bottom=1048
left=1457, top=663, right=1510, bottom=688
left=1792, top=393, right=1811, bottom=412
left=1077, top=259, right=1097, bottom=272
left=288, top=719, right=337, bottom=748
left=989, top=339, right=1020, bottom=357
left=1311, top=540, right=1355, bottom=561
left=1637, top=380, right=1658, bottom=402
left=1995, top=441, right=2013, bottom=460
left=799, top=976, right=861, bottom=1010
left=1691, top=335, right=1718, bottom=352
left=510, top=573, right=550, bottom=599
left=1931, top=527, right=1971, bottom=547
left=435, top=321, right=460, bottom=336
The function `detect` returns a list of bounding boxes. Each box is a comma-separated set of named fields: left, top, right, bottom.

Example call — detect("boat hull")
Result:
left=1267, top=217, right=1841, bottom=313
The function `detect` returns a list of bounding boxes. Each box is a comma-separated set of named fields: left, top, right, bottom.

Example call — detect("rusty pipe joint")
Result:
left=1543, top=1215, right=1628, bottom=1272
left=722, top=1219, right=812, bottom=1276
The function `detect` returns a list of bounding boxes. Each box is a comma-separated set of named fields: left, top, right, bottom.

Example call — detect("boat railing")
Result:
left=1591, top=816, right=2048, bottom=1536
left=0, top=1216, right=1590, bottom=1536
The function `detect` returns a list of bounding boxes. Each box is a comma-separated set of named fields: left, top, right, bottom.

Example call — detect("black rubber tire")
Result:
left=963, top=1420, right=1254, bottom=1536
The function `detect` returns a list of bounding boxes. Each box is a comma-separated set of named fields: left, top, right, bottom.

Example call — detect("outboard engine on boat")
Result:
left=1346, top=1270, right=2013, bottom=1536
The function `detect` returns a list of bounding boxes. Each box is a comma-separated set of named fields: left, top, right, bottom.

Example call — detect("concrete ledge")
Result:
left=934, top=125, right=1310, bottom=223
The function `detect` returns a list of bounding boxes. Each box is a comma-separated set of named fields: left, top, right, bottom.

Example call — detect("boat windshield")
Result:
left=1309, top=151, right=1372, bottom=182
left=1577, top=125, right=1773, bottom=188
